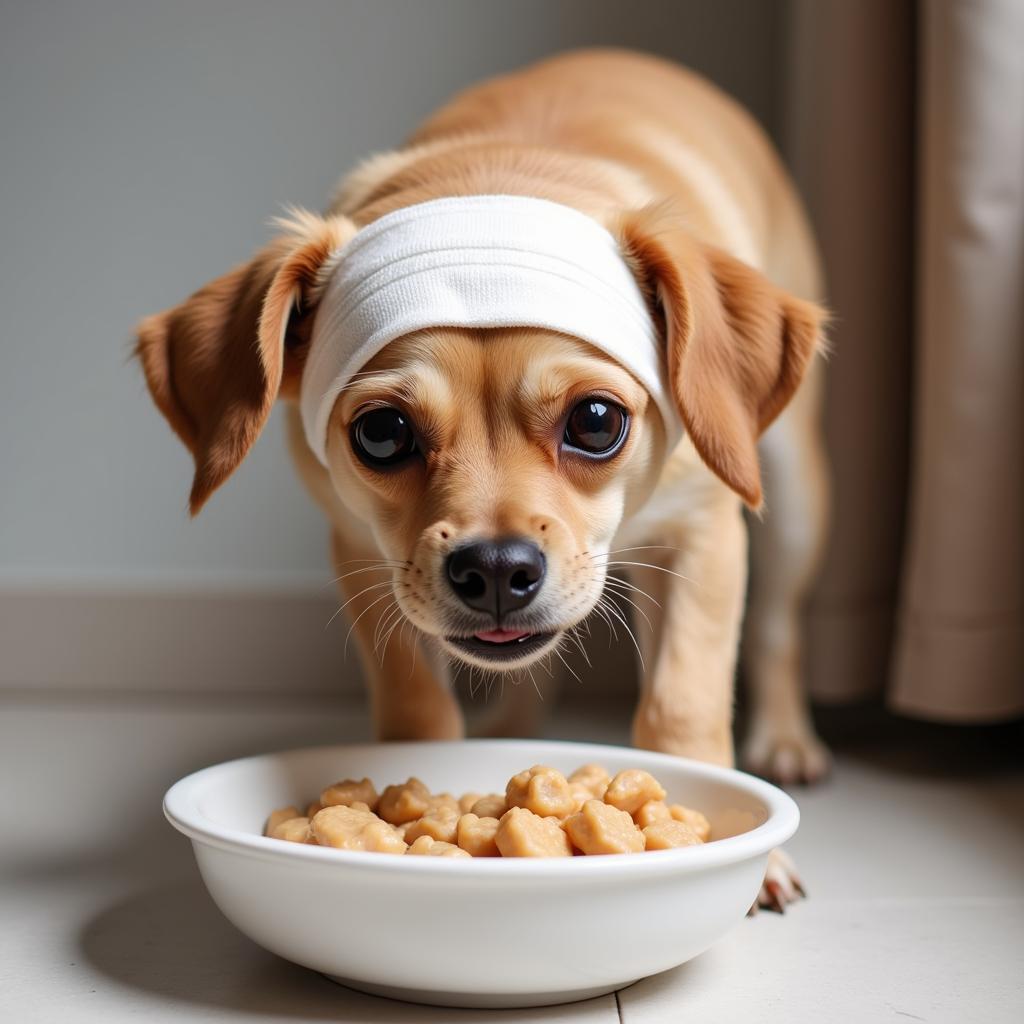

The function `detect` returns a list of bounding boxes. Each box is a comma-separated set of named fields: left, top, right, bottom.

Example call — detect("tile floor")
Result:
left=1, top=691, right=1021, bottom=1023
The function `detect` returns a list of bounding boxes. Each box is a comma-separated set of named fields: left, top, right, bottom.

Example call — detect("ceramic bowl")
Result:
left=164, top=739, right=798, bottom=1008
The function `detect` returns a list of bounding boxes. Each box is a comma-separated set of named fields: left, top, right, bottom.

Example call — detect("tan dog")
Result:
left=137, top=51, right=830, bottom=908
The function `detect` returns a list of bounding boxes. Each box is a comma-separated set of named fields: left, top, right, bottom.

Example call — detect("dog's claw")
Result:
left=764, top=880, right=786, bottom=913
left=752, top=848, right=805, bottom=914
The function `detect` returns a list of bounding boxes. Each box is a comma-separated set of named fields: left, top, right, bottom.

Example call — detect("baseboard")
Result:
left=0, top=581, right=363, bottom=694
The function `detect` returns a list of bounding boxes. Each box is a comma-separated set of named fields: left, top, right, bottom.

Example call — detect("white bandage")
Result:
left=300, top=194, right=678, bottom=464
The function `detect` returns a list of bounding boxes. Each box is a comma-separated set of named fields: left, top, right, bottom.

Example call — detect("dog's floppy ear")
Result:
left=618, top=203, right=826, bottom=509
left=135, top=211, right=355, bottom=514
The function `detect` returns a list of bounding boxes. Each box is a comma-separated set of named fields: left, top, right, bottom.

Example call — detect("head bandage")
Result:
left=300, top=194, right=679, bottom=464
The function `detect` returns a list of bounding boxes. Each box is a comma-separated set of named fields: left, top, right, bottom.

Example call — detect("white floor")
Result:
left=1, top=691, right=1022, bottom=1023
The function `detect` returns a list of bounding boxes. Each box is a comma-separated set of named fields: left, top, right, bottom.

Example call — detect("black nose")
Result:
left=446, top=538, right=546, bottom=618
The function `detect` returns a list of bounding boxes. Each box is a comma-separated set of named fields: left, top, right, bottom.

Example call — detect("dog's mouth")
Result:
left=445, top=628, right=558, bottom=665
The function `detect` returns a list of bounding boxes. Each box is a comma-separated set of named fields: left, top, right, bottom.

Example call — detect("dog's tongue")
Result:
left=474, top=628, right=530, bottom=644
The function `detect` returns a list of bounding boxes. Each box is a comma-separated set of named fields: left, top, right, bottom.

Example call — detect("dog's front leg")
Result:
left=627, top=502, right=805, bottom=911
left=331, top=532, right=464, bottom=742
left=629, top=496, right=747, bottom=767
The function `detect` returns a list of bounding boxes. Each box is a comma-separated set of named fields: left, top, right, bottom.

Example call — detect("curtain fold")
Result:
left=891, top=0, right=1024, bottom=719
left=785, top=0, right=916, bottom=704
left=786, top=0, right=1023, bottom=720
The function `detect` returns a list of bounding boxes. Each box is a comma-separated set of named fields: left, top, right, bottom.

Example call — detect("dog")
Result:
left=136, top=50, right=830, bottom=909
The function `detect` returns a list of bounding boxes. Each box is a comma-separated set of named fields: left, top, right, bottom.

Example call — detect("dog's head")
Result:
left=136, top=202, right=824, bottom=671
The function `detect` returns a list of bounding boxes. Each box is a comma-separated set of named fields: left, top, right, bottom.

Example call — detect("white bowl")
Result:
left=164, top=739, right=798, bottom=1009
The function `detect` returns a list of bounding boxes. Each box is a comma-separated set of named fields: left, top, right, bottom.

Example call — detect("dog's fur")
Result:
left=137, top=50, right=831, bottom=904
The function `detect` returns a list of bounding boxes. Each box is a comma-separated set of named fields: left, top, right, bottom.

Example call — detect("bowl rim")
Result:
left=164, top=738, right=799, bottom=878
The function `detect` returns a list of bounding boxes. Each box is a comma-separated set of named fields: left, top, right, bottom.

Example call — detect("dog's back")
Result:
left=341, top=49, right=821, bottom=304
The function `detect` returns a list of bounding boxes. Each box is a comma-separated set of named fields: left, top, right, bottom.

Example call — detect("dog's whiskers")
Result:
left=335, top=556, right=409, bottom=565
left=595, top=585, right=654, bottom=633
left=553, top=642, right=581, bottom=683
left=402, top=619, right=421, bottom=682
left=587, top=544, right=683, bottom=560
left=373, top=595, right=404, bottom=643
left=566, top=625, right=592, bottom=667
left=343, top=591, right=399, bottom=660
left=376, top=606, right=408, bottom=664
left=373, top=600, right=406, bottom=656
left=525, top=664, right=543, bottom=701
left=325, top=580, right=394, bottom=630
left=595, top=594, right=646, bottom=670
left=326, top=562, right=408, bottom=587
left=590, top=599, right=619, bottom=646
left=602, top=573, right=662, bottom=607
left=593, top=559, right=698, bottom=587
left=369, top=599, right=400, bottom=655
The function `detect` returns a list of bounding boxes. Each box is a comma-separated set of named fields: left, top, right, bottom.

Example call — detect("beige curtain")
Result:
left=787, top=0, right=1024, bottom=721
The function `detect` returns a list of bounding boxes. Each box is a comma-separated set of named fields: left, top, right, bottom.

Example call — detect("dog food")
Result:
left=264, top=764, right=710, bottom=857
left=456, top=813, right=502, bottom=857
left=406, top=836, right=471, bottom=858
left=564, top=799, right=646, bottom=855
left=495, top=806, right=575, bottom=857
left=311, top=804, right=408, bottom=853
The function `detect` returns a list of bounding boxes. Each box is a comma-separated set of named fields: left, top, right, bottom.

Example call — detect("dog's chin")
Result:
left=441, top=629, right=563, bottom=671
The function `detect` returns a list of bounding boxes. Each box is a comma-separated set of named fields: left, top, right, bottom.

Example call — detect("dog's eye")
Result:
left=563, top=399, right=628, bottom=456
left=351, top=407, right=418, bottom=468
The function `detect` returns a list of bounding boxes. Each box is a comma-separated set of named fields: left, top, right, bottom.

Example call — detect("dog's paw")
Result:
left=750, top=848, right=805, bottom=914
left=741, top=723, right=831, bottom=786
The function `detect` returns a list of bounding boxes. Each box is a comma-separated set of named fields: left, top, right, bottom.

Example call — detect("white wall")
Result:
left=0, top=0, right=785, bottom=688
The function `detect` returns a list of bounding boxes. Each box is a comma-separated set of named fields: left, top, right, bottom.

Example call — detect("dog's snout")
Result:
left=446, top=538, right=546, bottom=617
